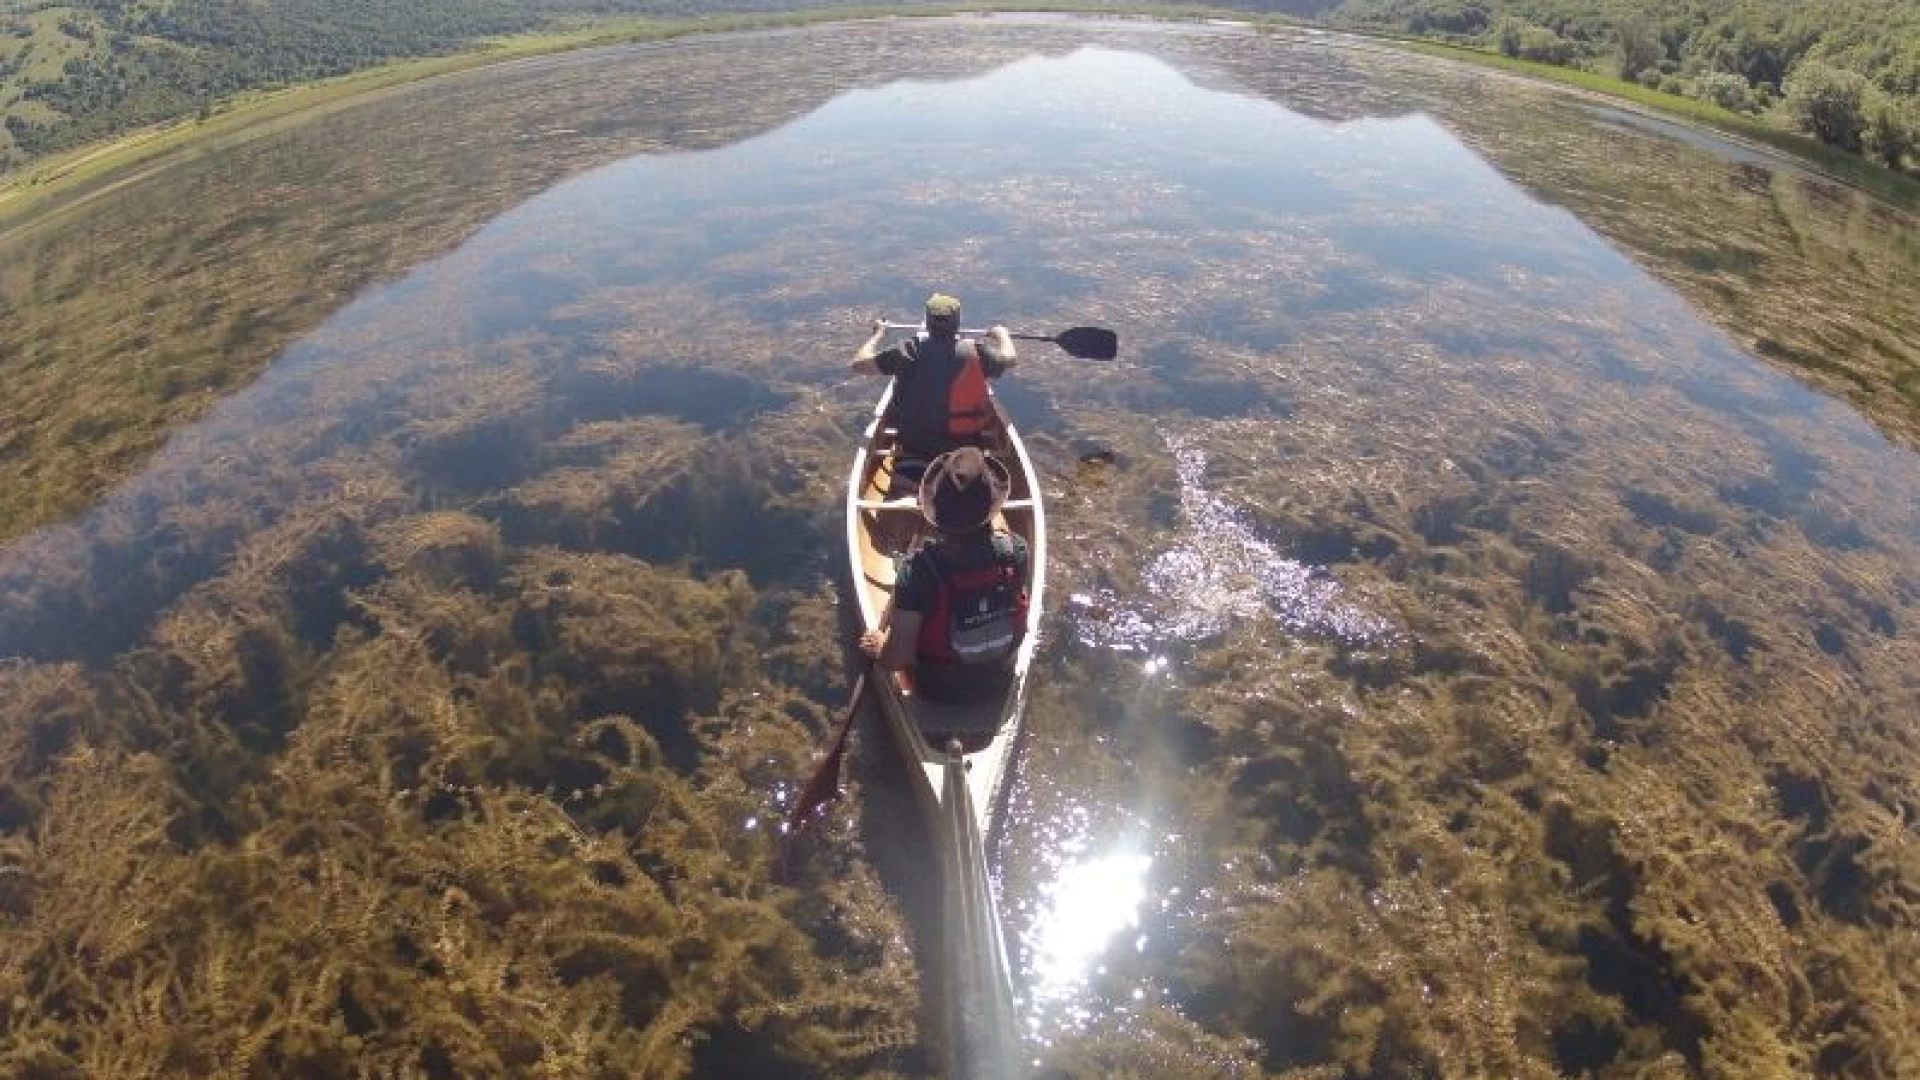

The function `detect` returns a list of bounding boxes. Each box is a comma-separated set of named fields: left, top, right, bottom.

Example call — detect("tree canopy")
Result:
left=1331, top=0, right=1920, bottom=172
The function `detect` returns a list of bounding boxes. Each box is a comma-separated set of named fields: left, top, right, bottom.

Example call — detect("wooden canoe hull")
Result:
left=844, top=382, right=1045, bottom=1079
left=844, top=383, right=1047, bottom=843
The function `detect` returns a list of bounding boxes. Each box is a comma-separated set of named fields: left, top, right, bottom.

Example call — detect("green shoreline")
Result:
left=1384, top=35, right=1920, bottom=211
left=8, top=4, right=1917, bottom=235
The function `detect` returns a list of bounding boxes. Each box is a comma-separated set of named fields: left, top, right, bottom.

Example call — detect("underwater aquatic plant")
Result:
left=2, top=21, right=1918, bottom=1078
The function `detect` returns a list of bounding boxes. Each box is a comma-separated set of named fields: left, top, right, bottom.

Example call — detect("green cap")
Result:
left=924, top=293, right=962, bottom=321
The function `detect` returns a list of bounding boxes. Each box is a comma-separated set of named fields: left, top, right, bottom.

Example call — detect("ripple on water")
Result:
left=1069, top=433, right=1400, bottom=652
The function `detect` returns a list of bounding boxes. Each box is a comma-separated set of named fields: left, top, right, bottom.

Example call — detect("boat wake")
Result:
left=1067, top=435, right=1399, bottom=653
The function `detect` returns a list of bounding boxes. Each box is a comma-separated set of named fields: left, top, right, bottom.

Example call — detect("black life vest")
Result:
left=894, top=335, right=992, bottom=453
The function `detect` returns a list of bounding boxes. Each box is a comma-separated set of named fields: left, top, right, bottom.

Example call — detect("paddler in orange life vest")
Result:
left=858, top=446, right=1031, bottom=704
left=850, top=293, right=1018, bottom=498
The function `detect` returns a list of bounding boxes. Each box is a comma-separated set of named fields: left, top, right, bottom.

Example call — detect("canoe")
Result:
left=845, top=382, right=1047, bottom=839
left=845, top=381, right=1046, bottom=1079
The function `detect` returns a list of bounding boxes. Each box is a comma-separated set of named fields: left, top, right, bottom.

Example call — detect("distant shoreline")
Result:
left=1382, top=35, right=1920, bottom=212
left=4, top=5, right=1917, bottom=236
left=0, top=11, right=811, bottom=232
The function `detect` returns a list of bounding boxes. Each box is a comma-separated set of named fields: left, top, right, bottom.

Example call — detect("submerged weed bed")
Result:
left=1, top=20, right=1917, bottom=1078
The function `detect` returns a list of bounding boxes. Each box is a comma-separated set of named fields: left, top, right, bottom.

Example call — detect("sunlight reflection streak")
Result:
left=1024, top=852, right=1154, bottom=1031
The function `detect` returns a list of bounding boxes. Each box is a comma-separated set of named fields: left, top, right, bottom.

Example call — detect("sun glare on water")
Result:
left=1023, top=851, right=1154, bottom=1033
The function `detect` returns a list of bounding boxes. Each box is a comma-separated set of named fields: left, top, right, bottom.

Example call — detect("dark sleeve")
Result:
left=977, top=338, right=1013, bottom=377
left=894, top=552, right=938, bottom=615
left=874, top=345, right=910, bottom=377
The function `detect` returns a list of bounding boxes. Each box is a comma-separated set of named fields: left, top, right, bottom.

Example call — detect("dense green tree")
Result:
left=1495, top=15, right=1523, bottom=56
left=1867, top=93, right=1917, bottom=169
left=1329, top=0, right=1920, bottom=175
left=1691, top=70, right=1752, bottom=113
left=1615, top=15, right=1663, bottom=81
left=1516, top=24, right=1576, bottom=65
left=1785, top=61, right=1873, bottom=152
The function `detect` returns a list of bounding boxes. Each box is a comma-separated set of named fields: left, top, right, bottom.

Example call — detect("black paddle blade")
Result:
left=1052, top=326, right=1118, bottom=360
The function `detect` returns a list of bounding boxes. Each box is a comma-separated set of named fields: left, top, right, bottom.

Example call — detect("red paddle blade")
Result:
left=784, top=740, right=848, bottom=838
left=776, top=671, right=870, bottom=881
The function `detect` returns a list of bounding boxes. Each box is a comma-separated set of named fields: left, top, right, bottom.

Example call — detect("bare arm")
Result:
left=849, top=319, right=889, bottom=374
left=880, top=610, right=921, bottom=670
left=859, top=609, right=922, bottom=671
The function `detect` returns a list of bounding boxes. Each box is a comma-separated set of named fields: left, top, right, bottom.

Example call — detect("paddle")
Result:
left=878, top=322, right=1119, bottom=361
left=778, top=667, right=871, bottom=873
left=1015, top=326, right=1119, bottom=361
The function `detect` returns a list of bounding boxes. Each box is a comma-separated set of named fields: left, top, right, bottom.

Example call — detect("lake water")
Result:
left=1, top=18, right=1917, bottom=1078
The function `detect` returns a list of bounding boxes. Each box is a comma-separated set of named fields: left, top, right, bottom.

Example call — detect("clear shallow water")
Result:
left=2, top=21, right=1918, bottom=1077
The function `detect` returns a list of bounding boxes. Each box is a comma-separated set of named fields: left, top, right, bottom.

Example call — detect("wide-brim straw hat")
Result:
left=919, top=447, right=1010, bottom=533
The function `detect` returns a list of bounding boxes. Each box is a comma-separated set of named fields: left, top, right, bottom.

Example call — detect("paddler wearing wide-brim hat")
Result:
left=858, top=446, right=1031, bottom=701
left=918, top=444, right=1011, bottom=535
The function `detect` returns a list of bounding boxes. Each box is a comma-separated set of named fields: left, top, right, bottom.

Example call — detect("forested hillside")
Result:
left=1331, top=0, right=1920, bottom=172
left=0, top=0, right=850, bottom=169
left=3, top=1, right=494, bottom=163
left=3, top=0, right=1919, bottom=176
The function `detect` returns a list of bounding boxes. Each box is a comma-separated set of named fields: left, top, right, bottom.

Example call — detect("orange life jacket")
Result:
left=945, top=342, right=991, bottom=440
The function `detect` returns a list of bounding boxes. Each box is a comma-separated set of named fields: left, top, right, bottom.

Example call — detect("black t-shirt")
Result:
left=873, top=334, right=1013, bottom=378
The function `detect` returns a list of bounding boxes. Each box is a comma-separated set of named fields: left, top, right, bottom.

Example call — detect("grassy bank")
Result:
left=0, top=14, right=749, bottom=230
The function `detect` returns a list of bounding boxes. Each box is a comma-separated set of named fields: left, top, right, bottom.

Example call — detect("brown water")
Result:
left=1, top=19, right=1916, bottom=1079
